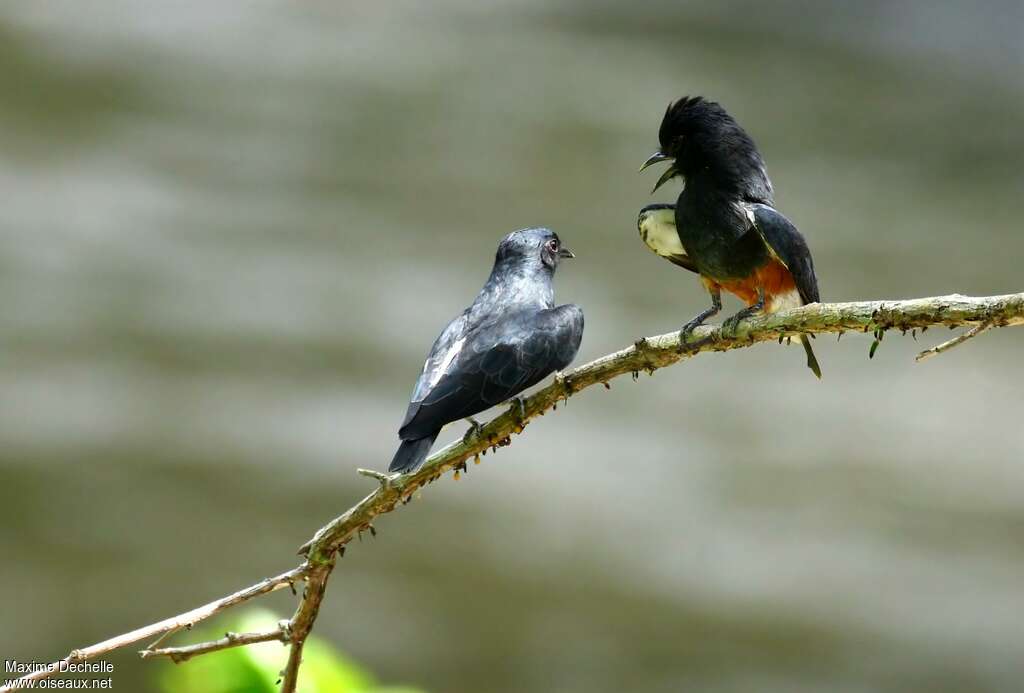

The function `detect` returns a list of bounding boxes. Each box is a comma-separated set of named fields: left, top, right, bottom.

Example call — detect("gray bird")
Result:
left=389, top=228, right=583, bottom=474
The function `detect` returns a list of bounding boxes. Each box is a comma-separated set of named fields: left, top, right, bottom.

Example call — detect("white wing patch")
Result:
left=427, top=337, right=465, bottom=388
left=744, top=202, right=788, bottom=267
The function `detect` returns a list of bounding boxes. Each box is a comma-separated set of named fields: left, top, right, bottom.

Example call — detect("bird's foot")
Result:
left=722, top=304, right=763, bottom=335
left=462, top=417, right=482, bottom=445
left=679, top=295, right=722, bottom=344
left=507, top=396, right=527, bottom=422
left=680, top=315, right=709, bottom=341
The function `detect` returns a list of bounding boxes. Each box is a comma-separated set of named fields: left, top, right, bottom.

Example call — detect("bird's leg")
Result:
left=680, top=286, right=722, bottom=339
left=462, top=417, right=482, bottom=444
left=722, top=287, right=765, bottom=334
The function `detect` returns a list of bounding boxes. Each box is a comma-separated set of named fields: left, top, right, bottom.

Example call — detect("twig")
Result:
left=916, top=320, right=993, bottom=362
left=140, top=626, right=290, bottom=663
left=4, top=291, right=1022, bottom=693
left=357, top=467, right=395, bottom=486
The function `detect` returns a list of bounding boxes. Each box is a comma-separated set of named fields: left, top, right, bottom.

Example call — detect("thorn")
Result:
left=369, top=525, right=376, bottom=537
left=869, top=339, right=879, bottom=359
left=474, top=453, right=481, bottom=465
left=912, top=329, right=917, bottom=341
left=339, top=546, right=345, bottom=557
left=603, top=382, right=610, bottom=390
left=778, top=335, right=784, bottom=344
left=454, top=469, right=461, bottom=480
left=837, top=331, right=843, bottom=342
left=632, top=370, right=639, bottom=381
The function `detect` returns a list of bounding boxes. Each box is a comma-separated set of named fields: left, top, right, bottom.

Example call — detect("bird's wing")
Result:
left=666, top=254, right=699, bottom=273
left=408, top=311, right=471, bottom=405
left=748, top=203, right=820, bottom=305
left=637, top=203, right=699, bottom=274
left=398, top=305, right=584, bottom=440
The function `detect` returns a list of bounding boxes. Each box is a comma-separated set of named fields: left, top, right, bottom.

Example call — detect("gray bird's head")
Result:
left=494, top=227, right=575, bottom=273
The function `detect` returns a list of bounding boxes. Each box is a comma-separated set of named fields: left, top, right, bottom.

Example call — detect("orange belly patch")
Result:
left=702, top=260, right=797, bottom=310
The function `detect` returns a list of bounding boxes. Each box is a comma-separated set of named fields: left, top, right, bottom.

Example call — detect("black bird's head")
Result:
left=640, top=96, right=771, bottom=200
left=495, top=227, right=575, bottom=274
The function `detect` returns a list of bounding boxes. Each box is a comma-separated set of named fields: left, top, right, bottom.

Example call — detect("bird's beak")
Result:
left=639, top=151, right=670, bottom=172
left=640, top=151, right=678, bottom=194
left=558, top=247, right=576, bottom=259
left=649, top=164, right=678, bottom=194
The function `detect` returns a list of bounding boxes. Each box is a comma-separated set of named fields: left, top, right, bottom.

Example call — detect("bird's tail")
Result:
left=799, top=335, right=822, bottom=379
left=765, top=291, right=822, bottom=379
left=388, top=433, right=439, bottom=474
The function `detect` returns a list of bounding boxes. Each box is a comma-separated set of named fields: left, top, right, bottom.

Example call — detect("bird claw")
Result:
left=507, top=396, right=527, bottom=421
left=462, top=417, right=482, bottom=444
left=722, top=306, right=762, bottom=335
left=679, top=317, right=706, bottom=341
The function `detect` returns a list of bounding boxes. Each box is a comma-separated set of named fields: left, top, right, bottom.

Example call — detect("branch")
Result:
left=4, top=292, right=1020, bottom=693
left=0, top=567, right=304, bottom=692
left=297, top=292, right=1024, bottom=562
left=279, top=558, right=335, bottom=692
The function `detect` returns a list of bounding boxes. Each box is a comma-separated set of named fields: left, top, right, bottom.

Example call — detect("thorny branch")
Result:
left=4, top=292, right=1021, bottom=693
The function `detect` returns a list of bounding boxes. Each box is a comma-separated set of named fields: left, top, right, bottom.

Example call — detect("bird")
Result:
left=638, top=96, right=822, bottom=378
left=389, top=227, right=584, bottom=474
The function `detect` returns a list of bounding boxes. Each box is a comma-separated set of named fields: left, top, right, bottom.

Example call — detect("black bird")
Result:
left=639, top=96, right=822, bottom=378
left=389, top=228, right=583, bottom=473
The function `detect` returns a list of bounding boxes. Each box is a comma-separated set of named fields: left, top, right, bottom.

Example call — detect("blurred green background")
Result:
left=2, top=2, right=1023, bottom=692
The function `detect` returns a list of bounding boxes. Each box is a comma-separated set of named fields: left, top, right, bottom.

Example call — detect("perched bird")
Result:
left=639, top=96, right=822, bottom=378
left=389, top=228, right=583, bottom=474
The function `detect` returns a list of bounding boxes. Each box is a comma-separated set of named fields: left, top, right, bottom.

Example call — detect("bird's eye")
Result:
left=546, top=239, right=559, bottom=252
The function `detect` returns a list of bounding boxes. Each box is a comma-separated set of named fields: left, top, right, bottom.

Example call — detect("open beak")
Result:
left=558, top=247, right=576, bottom=259
left=640, top=151, right=678, bottom=194
left=650, top=164, right=678, bottom=194
left=639, top=151, right=670, bottom=172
